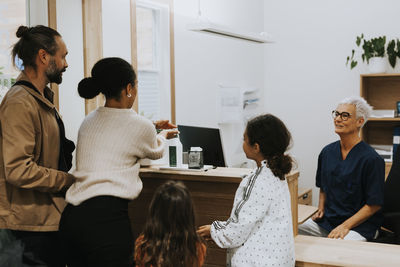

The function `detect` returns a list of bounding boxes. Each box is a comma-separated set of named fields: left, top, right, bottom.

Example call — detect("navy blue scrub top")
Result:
left=316, top=140, right=384, bottom=240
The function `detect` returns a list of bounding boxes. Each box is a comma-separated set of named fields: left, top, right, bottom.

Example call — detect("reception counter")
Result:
left=129, top=166, right=299, bottom=267
left=295, top=235, right=400, bottom=267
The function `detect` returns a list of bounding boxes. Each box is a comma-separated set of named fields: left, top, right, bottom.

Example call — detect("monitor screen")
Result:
left=178, top=125, right=226, bottom=167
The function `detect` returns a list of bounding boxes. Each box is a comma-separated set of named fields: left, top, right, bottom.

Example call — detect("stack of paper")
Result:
left=370, top=109, right=395, bottom=118
left=370, top=144, right=392, bottom=162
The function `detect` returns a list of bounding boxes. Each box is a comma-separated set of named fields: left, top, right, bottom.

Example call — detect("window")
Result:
left=0, top=0, right=26, bottom=101
left=136, top=0, right=172, bottom=121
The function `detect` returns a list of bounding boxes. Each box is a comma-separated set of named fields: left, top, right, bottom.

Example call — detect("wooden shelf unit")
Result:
left=368, top=117, right=400, bottom=122
left=360, top=74, right=400, bottom=178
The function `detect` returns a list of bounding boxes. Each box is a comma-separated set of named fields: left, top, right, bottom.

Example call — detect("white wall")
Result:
left=28, top=0, right=48, bottom=26
left=102, top=0, right=132, bottom=62
left=174, top=0, right=265, bottom=166
left=263, top=0, right=400, bottom=204
left=56, top=0, right=85, bottom=141
left=56, top=0, right=85, bottom=169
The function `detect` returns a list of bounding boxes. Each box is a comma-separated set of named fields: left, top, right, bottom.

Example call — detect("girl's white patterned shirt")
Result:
left=211, top=160, right=295, bottom=267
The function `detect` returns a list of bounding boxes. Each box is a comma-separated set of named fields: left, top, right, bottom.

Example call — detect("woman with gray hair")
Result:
left=299, top=96, right=385, bottom=241
left=338, top=95, right=373, bottom=127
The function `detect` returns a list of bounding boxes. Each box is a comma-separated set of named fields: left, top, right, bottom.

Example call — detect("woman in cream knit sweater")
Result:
left=59, top=57, right=177, bottom=267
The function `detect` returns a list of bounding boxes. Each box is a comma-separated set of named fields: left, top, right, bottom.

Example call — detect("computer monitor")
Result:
left=178, top=125, right=226, bottom=167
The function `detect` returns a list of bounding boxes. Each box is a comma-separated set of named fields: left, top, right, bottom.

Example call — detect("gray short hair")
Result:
left=338, top=96, right=372, bottom=127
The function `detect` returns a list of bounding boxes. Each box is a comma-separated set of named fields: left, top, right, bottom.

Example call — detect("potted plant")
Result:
left=347, top=34, right=400, bottom=72
left=346, top=34, right=389, bottom=73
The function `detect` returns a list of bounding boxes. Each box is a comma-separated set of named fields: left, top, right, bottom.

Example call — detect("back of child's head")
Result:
left=148, top=181, right=196, bottom=234
left=137, top=181, right=204, bottom=267
left=246, top=114, right=293, bottom=180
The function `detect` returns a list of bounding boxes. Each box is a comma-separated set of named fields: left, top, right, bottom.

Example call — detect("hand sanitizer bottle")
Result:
left=168, top=135, right=183, bottom=167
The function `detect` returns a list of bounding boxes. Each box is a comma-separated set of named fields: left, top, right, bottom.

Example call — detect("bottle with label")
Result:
left=188, top=147, right=204, bottom=169
left=167, top=135, right=183, bottom=167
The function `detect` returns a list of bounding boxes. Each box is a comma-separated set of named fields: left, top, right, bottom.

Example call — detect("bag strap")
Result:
left=13, top=80, right=41, bottom=95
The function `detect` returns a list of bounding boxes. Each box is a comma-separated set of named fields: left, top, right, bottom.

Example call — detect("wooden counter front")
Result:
left=129, top=166, right=299, bottom=267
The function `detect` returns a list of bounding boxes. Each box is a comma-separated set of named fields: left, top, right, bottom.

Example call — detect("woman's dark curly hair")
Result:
left=135, top=181, right=205, bottom=267
left=246, top=114, right=293, bottom=180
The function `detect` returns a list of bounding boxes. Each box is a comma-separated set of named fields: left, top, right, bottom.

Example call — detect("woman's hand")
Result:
left=159, top=129, right=179, bottom=139
left=197, top=225, right=211, bottom=240
left=154, top=120, right=177, bottom=130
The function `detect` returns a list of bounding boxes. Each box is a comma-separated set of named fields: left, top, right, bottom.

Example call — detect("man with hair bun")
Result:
left=299, top=96, right=385, bottom=241
left=0, top=25, right=74, bottom=266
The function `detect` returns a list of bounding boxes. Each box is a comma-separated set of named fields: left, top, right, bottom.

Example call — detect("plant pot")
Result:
left=368, top=57, right=387, bottom=73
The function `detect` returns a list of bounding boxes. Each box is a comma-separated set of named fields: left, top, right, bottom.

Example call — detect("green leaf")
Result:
left=387, top=39, right=397, bottom=68
left=388, top=55, right=396, bottom=68
left=388, top=39, right=395, bottom=52
left=397, top=39, right=400, bottom=57
left=356, top=36, right=361, bottom=46
left=369, top=36, right=386, bottom=57
left=351, top=61, right=357, bottom=69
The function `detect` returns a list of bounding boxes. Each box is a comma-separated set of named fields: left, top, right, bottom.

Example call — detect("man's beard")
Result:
left=46, top=58, right=64, bottom=84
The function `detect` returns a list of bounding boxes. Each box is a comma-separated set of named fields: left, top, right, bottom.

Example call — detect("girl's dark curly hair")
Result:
left=135, top=181, right=205, bottom=267
left=246, top=114, right=293, bottom=180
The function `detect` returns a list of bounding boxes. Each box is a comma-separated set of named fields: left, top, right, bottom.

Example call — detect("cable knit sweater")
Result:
left=66, top=107, right=165, bottom=206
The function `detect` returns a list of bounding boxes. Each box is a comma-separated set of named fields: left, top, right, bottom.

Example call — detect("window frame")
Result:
left=136, top=0, right=172, bottom=122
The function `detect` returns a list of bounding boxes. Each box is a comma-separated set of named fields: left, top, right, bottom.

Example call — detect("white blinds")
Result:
left=138, top=70, right=160, bottom=120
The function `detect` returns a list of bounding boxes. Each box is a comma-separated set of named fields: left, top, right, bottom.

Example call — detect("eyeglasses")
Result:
left=331, top=110, right=352, bottom=121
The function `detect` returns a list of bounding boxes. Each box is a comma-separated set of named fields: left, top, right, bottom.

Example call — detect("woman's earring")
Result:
left=127, top=93, right=132, bottom=98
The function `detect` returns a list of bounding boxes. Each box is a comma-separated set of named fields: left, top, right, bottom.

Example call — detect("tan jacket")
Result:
left=0, top=73, right=74, bottom=231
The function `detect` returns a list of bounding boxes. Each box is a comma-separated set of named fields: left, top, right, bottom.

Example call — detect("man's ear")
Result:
left=38, top=49, right=49, bottom=65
